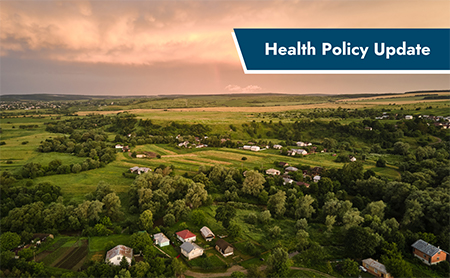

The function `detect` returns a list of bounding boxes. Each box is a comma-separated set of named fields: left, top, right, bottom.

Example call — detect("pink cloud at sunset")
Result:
left=1, top=0, right=449, bottom=95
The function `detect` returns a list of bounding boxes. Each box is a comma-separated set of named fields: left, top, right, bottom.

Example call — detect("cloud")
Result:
left=1, top=1, right=448, bottom=66
left=225, top=84, right=262, bottom=93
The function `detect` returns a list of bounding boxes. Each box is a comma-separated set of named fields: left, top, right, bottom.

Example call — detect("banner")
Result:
left=232, top=29, right=450, bottom=74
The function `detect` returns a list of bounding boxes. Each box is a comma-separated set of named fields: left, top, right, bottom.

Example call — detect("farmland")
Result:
left=1, top=92, right=449, bottom=278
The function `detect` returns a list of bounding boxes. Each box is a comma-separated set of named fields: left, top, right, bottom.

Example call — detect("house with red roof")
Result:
left=176, top=229, right=196, bottom=243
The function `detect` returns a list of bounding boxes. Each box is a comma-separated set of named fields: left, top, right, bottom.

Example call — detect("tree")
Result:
left=296, top=218, right=308, bottom=230
left=185, top=182, right=208, bottom=208
left=259, top=210, right=271, bottom=225
left=0, top=232, right=21, bottom=252
left=163, top=213, right=176, bottom=227
left=72, top=163, right=82, bottom=173
left=268, top=190, right=286, bottom=217
left=120, top=256, right=130, bottom=269
left=325, top=215, right=336, bottom=233
left=363, top=200, right=386, bottom=220
left=191, top=210, right=206, bottom=226
left=376, top=158, right=386, bottom=167
left=394, top=141, right=410, bottom=155
left=140, top=210, right=153, bottom=232
left=230, top=271, right=246, bottom=278
left=88, top=200, right=104, bottom=223
left=269, top=226, right=281, bottom=238
left=95, top=181, right=113, bottom=201
left=267, top=247, right=290, bottom=278
left=171, top=258, right=186, bottom=276
left=215, top=205, right=236, bottom=228
left=296, top=229, right=309, bottom=251
left=242, top=170, right=266, bottom=196
left=342, top=162, right=364, bottom=185
left=246, top=212, right=258, bottom=224
left=115, top=269, right=131, bottom=278
left=341, top=258, right=359, bottom=277
left=344, top=226, right=379, bottom=259
left=130, top=232, right=152, bottom=252
left=381, top=242, right=412, bottom=278
left=102, top=193, right=122, bottom=221
left=322, top=138, right=337, bottom=150
left=228, top=222, right=241, bottom=238
left=295, top=195, right=316, bottom=219
left=343, top=208, right=364, bottom=229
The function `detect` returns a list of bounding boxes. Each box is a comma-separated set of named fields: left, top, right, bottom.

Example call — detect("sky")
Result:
left=1, top=0, right=449, bottom=96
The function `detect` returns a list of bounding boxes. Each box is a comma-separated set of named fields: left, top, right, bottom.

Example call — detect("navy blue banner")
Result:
left=232, top=29, right=450, bottom=73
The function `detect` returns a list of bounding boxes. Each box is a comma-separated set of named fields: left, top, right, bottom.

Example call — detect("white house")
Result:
left=243, top=145, right=252, bottom=150
left=115, top=144, right=124, bottom=149
left=136, top=154, right=147, bottom=158
left=105, top=245, right=133, bottom=266
left=200, top=226, right=215, bottom=241
left=273, top=144, right=283, bottom=149
left=285, top=166, right=298, bottom=172
left=283, top=177, right=294, bottom=185
left=250, top=146, right=260, bottom=152
left=313, top=176, right=321, bottom=183
left=176, top=230, right=196, bottom=243
left=266, top=169, right=281, bottom=175
left=180, top=242, right=203, bottom=260
left=349, top=156, right=357, bottom=162
left=153, top=233, right=170, bottom=247
left=405, top=115, right=413, bottom=120
left=178, top=141, right=189, bottom=148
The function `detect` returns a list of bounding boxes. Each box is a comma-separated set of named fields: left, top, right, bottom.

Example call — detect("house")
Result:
left=411, top=239, right=448, bottom=265
left=283, top=177, right=294, bottom=185
left=405, top=115, right=413, bottom=120
left=313, top=176, right=321, bottom=183
left=176, top=229, right=196, bottom=243
left=243, top=145, right=252, bottom=150
left=311, top=167, right=323, bottom=175
left=362, top=258, right=392, bottom=278
left=250, top=146, right=260, bottom=152
left=115, top=144, right=124, bottom=149
left=215, top=239, right=234, bottom=257
left=285, top=166, right=298, bottom=172
left=130, top=167, right=151, bottom=175
left=273, top=144, right=283, bottom=149
left=296, top=181, right=310, bottom=188
left=196, top=144, right=208, bottom=148
left=180, top=242, right=203, bottom=260
left=153, top=233, right=170, bottom=247
left=365, top=127, right=373, bottom=131
left=296, top=142, right=311, bottom=147
left=266, top=169, right=281, bottom=175
left=178, top=141, right=189, bottom=148
left=349, top=156, right=357, bottom=162
left=279, top=162, right=289, bottom=167
left=200, top=226, right=215, bottom=241
left=33, top=233, right=54, bottom=243
left=136, top=154, right=147, bottom=158
left=122, top=146, right=130, bottom=152
left=105, top=245, right=133, bottom=266
left=288, top=149, right=307, bottom=156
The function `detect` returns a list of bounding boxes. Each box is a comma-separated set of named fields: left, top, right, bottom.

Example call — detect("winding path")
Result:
left=184, top=265, right=335, bottom=278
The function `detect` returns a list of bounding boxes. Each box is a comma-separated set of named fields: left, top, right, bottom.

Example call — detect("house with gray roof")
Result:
left=180, top=242, right=203, bottom=260
left=412, top=239, right=448, bottom=265
left=362, top=258, right=392, bottom=278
